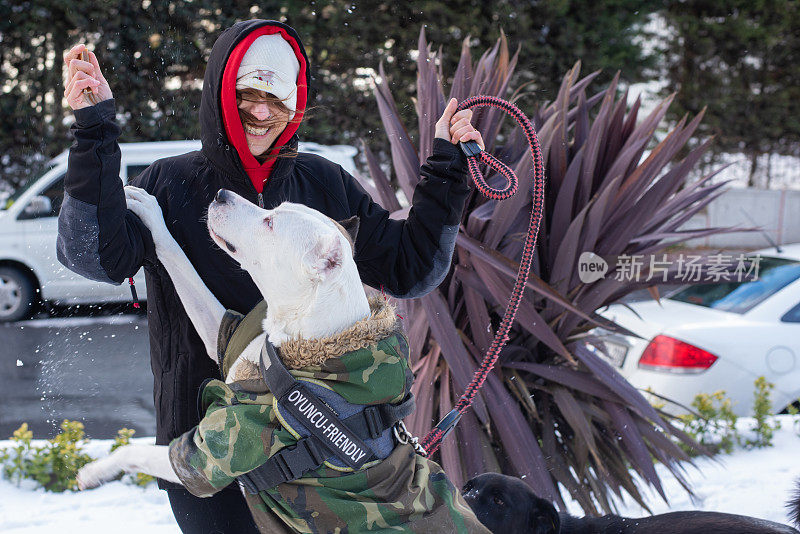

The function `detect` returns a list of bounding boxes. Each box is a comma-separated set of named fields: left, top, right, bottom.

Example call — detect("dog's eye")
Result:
left=493, top=495, right=504, bottom=506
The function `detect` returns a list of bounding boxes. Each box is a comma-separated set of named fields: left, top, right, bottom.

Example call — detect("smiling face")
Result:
left=237, top=89, right=292, bottom=160
left=206, top=190, right=352, bottom=302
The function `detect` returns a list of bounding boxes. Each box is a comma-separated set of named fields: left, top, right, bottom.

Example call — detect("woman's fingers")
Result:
left=125, top=195, right=148, bottom=219
left=65, top=71, right=100, bottom=108
left=71, top=76, right=100, bottom=94
left=439, top=98, right=458, bottom=123
left=434, top=98, right=459, bottom=141
left=449, top=109, right=473, bottom=125
left=457, top=130, right=485, bottom=150
left=63, top=43, right=87, bottom=66
left=449, top=117, right=473, bottom=137
left=450, top=114, right=472, bottom=128
left=435, top=99, right=484, bottom=149
left=86, top=50, right=107, bottom=84
left=450, top=123, right=476, bottom=142
left=68, top=58, right=95, bottom=82
left=65, top=69, right=99, bottom=90
left=63, top=44, right=113, bottom=109
left=64, top=44, right=90, bottom=83
left=66, top=81, right=100, bottom=109
left=449, top=111, right=481, bottom=140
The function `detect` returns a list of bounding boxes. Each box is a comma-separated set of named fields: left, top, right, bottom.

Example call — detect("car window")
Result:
left=782, top=301, right=800, bottom=323
left=17, top=174, right=65, bottom=220
left=669, top=257, right=800, bottom=314
left=2, top=163, right=58, bottom=210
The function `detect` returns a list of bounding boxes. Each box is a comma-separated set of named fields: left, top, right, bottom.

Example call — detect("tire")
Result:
left=0, top=266, right=36, bottom=322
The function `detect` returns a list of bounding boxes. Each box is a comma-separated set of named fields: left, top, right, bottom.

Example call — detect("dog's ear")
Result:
left=336, top=216, right=360, bottom=247
left=530, top=498, right=560, bottom=534
left=305, top=233, right=344, bottom=281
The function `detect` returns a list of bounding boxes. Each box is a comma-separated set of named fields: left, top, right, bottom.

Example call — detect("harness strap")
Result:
left=347, top=395, right=415, bottom=439
left=259, top=339, right=374, bottom=469
left=239, top=436, right=327, bottom=495
left=237, top=396, right=414, bottom=494
left=258, top=336, right=300, bottom=397
left=237, top=338, right=413, bottom=493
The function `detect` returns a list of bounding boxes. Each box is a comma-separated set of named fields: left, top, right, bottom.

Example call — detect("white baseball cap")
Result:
left=236, top=34, right=300, bottom=119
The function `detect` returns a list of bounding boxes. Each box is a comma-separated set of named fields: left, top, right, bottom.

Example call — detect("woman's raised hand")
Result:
left=434, top=98, right=485, bottom=151
left=63, top=44, right=113, bottom=111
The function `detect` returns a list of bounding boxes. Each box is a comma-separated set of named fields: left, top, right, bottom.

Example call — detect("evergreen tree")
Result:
left=0, top=0, right=661, bottom=190
left=660, top=0, right=800, bottom=186
left=0, top=0, right=83, bottom=187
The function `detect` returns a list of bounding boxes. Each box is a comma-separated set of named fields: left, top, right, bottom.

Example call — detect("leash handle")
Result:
left=421, top=95, right=546, bottom=455
left=459, top=140, right=483, bottom=159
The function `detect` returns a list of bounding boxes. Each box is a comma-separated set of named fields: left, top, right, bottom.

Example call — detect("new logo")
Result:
left=578, top=252, right=609, bottom=283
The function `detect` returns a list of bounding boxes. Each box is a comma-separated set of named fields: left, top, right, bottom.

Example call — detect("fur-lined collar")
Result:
left=231, top=296, right=400, bottom=382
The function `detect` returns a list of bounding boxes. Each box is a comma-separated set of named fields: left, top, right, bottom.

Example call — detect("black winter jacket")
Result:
left=57, top=20, right=470, bottom=489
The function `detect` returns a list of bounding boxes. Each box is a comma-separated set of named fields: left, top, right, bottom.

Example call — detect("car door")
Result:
left=17, top=171, right=145, bottom=304
left=15, top=172, right=82, bottom=302
left=775, top=296, right=800, bottom=410
left=743, top=277, right=800, bottom=412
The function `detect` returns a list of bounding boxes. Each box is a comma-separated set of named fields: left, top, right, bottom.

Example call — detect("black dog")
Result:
left=463, top=473, right=800, bottom=534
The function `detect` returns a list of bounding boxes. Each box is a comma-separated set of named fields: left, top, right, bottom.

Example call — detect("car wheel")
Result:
left=0, top=266, right=36, bottom=322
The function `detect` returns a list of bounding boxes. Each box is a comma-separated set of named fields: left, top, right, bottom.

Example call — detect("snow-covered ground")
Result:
left=0, top=438, right=178, bottom=534
left=1, top=417, right=798, bottom=532
left=574, top=414, right=800, bottom=525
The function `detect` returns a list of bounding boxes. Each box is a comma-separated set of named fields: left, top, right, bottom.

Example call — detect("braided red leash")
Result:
left=419, top=95, right=546, bottom=456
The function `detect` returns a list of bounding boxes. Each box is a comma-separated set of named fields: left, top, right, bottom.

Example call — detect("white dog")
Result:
left=76, top=187, right=371, bottom=488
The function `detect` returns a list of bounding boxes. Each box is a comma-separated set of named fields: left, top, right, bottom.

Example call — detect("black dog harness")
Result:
left=237, top=338, right=415, bottom=494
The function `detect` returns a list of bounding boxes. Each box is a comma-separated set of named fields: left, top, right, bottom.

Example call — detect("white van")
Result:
left=0, top=140, right=358, bottom=322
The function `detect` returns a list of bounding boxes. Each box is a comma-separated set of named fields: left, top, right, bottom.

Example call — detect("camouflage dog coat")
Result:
left=168, top=296, right=489, bottom=534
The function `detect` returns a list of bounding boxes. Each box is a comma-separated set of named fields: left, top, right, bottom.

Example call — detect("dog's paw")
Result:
left=124, top=186, right=169, bottom=240
left=76, top=459, right=121, bottom=490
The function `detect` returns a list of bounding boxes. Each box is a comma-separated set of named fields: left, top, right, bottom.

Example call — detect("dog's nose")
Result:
left=215, top=189, right=229, bottom=204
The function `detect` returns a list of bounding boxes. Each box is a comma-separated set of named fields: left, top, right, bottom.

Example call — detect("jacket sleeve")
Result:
left=56, top=99, right=154, bottom=284
left=347, top=137, right=471, bottom=299
left=168, top=382, right=277, bottom=498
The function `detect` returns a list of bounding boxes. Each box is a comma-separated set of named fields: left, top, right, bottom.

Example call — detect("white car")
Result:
left=595, top=244, right=800, bottom=416
left=0, top=140, right=358, bottom=322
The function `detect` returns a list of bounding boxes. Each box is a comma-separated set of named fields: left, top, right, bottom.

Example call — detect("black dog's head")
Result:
left=463, top=473, right=560, bottom=534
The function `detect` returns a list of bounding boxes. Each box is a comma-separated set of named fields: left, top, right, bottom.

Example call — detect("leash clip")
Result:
left=434, top=408, right=462, bottom=441
left=393, top=421, right=427, bottom=456
left=459, top=140, right=483, bottom=158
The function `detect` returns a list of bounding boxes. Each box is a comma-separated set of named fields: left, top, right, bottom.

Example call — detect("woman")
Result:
left=61, top=19, right=483, bottom=533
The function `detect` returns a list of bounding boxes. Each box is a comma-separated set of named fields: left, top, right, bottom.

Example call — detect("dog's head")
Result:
left=207, top=189, right=359, bottom=300
left=463, top=473, right=560, bottom=534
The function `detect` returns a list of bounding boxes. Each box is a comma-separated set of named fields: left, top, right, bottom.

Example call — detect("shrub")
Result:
left=26, top=420, right=94, bottom=492
left=1, top=423, right=34, bottom=485
left=0, top=422, right=155, bottom=491
left=744, top=376, right=780, bottom=449
left=111, top=427, right=136, bottom=452
left=678, top=391, right=738, bottom=456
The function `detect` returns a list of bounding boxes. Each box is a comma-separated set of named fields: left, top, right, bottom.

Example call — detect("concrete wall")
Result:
left=681, top=188, right=800, bottom=249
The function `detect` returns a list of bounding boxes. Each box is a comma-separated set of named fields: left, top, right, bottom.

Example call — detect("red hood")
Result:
left=220, top=25, right=308, bottom=194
